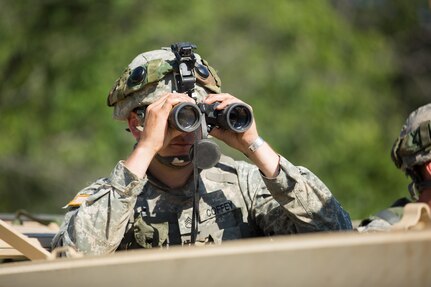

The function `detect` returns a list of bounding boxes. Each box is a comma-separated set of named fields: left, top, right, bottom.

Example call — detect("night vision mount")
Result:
left=171, top=42, right=197, bottom=95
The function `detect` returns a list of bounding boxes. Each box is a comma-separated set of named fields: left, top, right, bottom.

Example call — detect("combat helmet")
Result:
left=107, top=43, right=221, bottom=121
left=391, top=103, right=431, bottom=198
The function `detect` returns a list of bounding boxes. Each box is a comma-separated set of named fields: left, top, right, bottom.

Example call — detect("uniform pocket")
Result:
left=194, top=208, right=244, bottom=245
left=133, top=215, right=168, bottom=248
left=196, top=226, right=242, bottom=245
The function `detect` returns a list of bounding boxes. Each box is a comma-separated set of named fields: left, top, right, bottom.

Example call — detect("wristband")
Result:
left=248, top=136, right=265, bottom=153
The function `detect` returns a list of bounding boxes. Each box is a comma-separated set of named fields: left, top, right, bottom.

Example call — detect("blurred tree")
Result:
left=0, top=0, right=421, bottom=220
left=331, top=0, right=431, bottom=114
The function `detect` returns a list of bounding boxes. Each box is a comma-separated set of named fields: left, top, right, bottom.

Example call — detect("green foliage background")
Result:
left=0, top=0, right=429, bottom=220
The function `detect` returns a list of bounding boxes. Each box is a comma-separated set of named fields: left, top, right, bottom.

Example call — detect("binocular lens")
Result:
left=169, top=102, right=201, bottom=133
left=178, top=106, right=199, bottom=129
left=169, top=102, right=252, bottom=133
left=224, top=104, right=253, bottom=132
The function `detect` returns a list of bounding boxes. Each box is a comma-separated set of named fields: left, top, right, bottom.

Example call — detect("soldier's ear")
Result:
left=127, top=112, right=142, bottom=139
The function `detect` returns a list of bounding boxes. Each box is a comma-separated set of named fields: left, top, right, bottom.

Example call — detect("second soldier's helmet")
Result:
left=107, top=45, right=221, bottom=120
left=391, top=103, right=431, bottom=173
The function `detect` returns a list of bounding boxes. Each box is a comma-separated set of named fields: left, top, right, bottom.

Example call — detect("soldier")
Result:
left=358, top=103, right=431, bottom=232
left=52, top=43, right=352, bottom=255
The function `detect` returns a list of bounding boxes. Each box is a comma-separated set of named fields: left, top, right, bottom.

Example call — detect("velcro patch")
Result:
left=205, top=171, right=237, bottom=184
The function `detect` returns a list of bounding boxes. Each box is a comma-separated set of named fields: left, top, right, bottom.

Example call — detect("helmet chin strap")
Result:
left=409, top=180, right=431, bottom=201
left=155, top=154, right=192, bottom=169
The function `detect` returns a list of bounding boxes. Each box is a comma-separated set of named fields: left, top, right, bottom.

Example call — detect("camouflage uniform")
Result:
left=52, top=45, right=352, bottom=255
left=52, top=155, right=352, bottom=254
left=359, top=104, right=431, bottom=232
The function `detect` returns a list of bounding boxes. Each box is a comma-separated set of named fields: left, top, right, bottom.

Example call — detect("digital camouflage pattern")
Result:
left=52, top=155, right=352, bottom=255
left=108, top=48, right=221, bottom=120
left=391, top=103, right=431, bottom=171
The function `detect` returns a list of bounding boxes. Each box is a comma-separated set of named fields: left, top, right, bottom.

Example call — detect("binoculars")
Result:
left=169, top=102, right=253, bottom=133
left=168, top=43, right=252, bottom=134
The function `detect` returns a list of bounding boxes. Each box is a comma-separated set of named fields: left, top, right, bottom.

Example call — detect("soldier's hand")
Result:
left=136, top=93, right=195, bottom=155
left=204, top=93, right=260, bottom=155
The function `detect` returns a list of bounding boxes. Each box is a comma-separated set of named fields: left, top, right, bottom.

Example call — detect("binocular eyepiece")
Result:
left=169, top=102, right=253, bottom=133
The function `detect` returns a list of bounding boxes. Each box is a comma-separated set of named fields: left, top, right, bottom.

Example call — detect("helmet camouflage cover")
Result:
left=391, top=103, right=431, bottom=171
left=107, top=47, right=222, bottom=120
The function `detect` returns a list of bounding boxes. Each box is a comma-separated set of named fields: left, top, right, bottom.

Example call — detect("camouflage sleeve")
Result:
left=51, top=161, right=145, bottom=255
left=237, top=156, right=352, bottom=234
left=356, top=204, right=406, bottom=232
left=356, top=218, right=392, bottom=232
